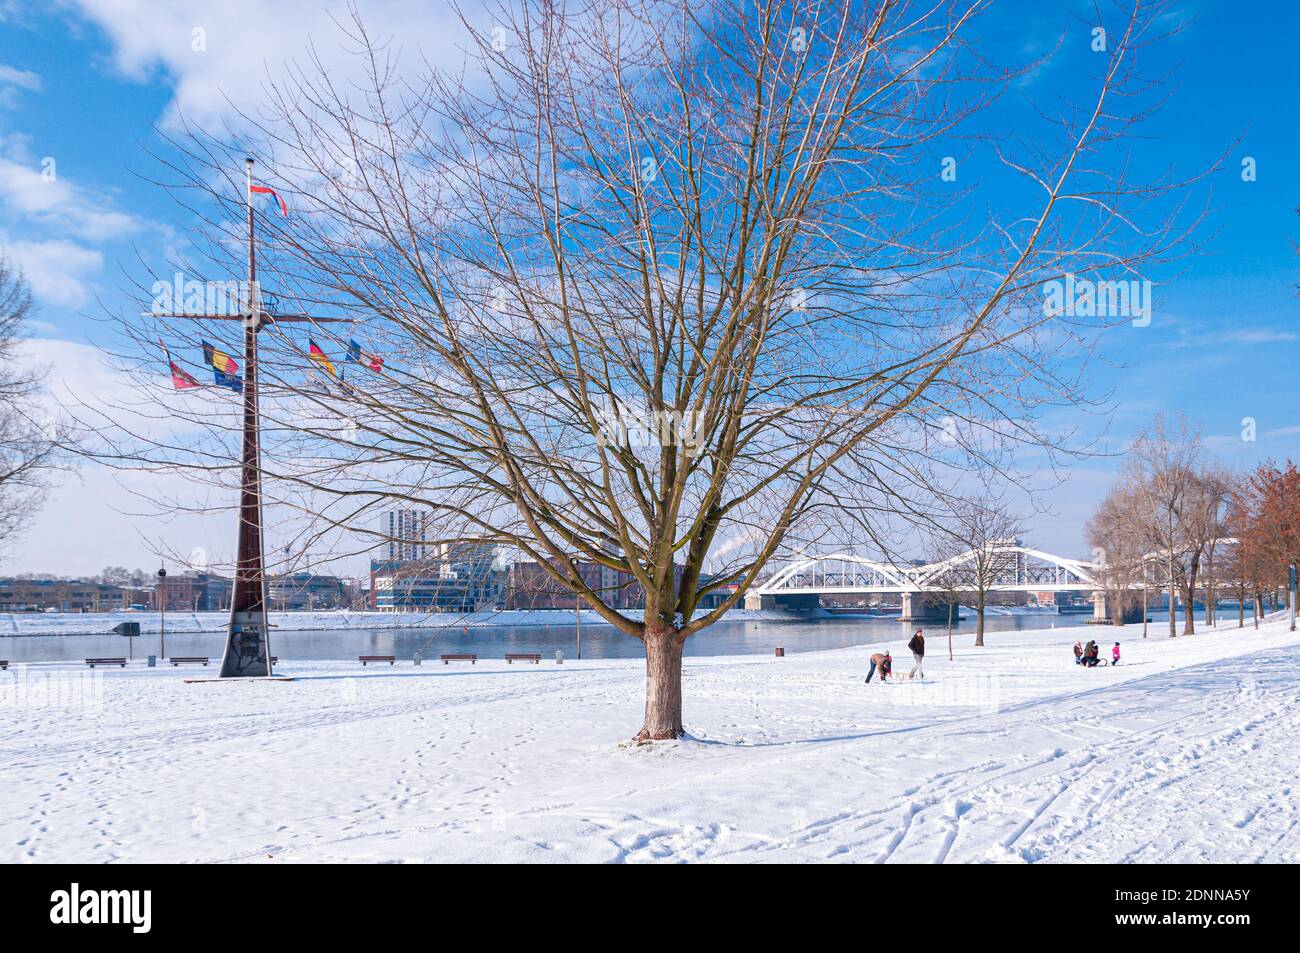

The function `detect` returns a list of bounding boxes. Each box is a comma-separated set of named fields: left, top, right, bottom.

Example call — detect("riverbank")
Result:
left=0, top=606, right=808, bottom=637
left=0, top=603, right=1081, bottom=638
left=3, top=613, right=1295, bottom=862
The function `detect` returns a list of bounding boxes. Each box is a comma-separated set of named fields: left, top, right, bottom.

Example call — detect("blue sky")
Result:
left=0, top=0, right=1296, bottom=576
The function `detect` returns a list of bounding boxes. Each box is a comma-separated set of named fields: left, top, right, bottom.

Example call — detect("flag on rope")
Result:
left=249, top=182, right=288, bottom=216
left=308, top=339, right=336, bottom=376
left=201, top=340, right=239, bottom=375
left=347, top=339, right=384, bottom=371
left=159, top=339, right=201, bottom=390
left=213, top=368, right=243, bottom=393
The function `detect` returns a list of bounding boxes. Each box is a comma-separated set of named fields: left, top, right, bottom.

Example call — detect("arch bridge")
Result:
left=749, top=546, right=1100, bottom=619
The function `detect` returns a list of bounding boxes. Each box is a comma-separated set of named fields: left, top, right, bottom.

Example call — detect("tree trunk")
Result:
left=636, top=624, right=685, bottom=742
left=947, top=601, right=954, bottom=661
left=975, top=593, right=985, bottom=647
left=1167, top=557, right=1177, bottom=638
left=1182, top=557, right=1198, bottom=635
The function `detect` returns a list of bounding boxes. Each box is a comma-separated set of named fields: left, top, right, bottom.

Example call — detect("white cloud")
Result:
left=0, top=63, right=41, bottom=94
left=4, top=236, right=103, bottom=307
left=0, top=153, right=142, bottom=242
left=71, top=0, right=475, bottom=131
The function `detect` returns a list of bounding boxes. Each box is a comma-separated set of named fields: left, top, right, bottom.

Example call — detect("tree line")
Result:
left=1087, top=414, right=1298, bottom=636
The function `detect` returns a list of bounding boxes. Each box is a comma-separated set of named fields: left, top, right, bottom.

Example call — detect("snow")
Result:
left=2, top=616, right=1297, bottom=863
left=1, top=606, right=805, bottom=637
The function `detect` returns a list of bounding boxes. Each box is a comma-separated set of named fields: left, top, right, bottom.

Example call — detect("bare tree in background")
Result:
left=1119, top=415, right=1224, bottom=637
left=1176, top=464, right=1229, bottom=633
left=0, top=253, right=61, bottom=555
left=86, top=0, right=1208, bottom=739
left=1085, top=483, right=1146, bottom=627
left=922, top=540, right=964, bottom=660
left=923, top=498, right=1022, bottom=647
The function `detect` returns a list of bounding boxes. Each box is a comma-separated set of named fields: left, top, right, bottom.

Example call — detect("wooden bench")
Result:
left=441, top=654, right=477, bottom=665
left=85, top=658, right=126, bottom=668
left=359, top=655, right=395, bottom=666
left=505, top=653, right=541, bottom=664
left=170, top=657, right=209, bottom=666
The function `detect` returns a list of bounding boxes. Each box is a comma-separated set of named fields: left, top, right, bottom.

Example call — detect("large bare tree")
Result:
left=89, top=0, right=1204, bottom=739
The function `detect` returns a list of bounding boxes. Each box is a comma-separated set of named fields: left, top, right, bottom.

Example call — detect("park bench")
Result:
left=170, top=657, right=209, bottom=666
left=505, top=653, right=542, bottom=664
left=85, top=658, right=126, bottom=668
left=359, top=655, right=396, bottom=666
left=441, top=654, right=477, bottom=665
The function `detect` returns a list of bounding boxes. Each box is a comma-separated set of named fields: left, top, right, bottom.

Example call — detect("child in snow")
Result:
left=865, top=651, right=892, bottom=683
left=1112, top=642, right=1121, bottom=666
left=1073, top=641, right=1083, bottom=665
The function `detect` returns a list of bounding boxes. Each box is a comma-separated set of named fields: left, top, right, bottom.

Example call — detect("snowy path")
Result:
left=2, top=618, right=1296, bottom=863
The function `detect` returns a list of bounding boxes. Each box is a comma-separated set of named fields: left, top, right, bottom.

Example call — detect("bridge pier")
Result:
left=750, top=592, right=821, bottom=612
left=900, top=591, right=951, bottom=623
left=1092, top=591, right=1146, bottom=625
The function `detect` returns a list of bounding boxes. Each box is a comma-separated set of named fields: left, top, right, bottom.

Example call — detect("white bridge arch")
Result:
left=754, top=546, right=1099, bottom=597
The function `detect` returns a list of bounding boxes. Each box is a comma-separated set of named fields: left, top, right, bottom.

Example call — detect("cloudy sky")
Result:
left=0, top=0, right=1296, bottom=578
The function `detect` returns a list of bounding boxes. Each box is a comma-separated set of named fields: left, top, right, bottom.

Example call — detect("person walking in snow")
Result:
left=1073, top=641, right=1083, bottom=665
left=865, top=651, right=892, bottom=683
left=907, top=628, right=925, bottom=680
left=1111, top=642, right=1121, bottom=666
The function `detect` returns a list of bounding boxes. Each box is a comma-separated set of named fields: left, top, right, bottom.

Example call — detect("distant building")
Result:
left=155, top=572, right=232, bottom=612
left=371, top=556, right=500, bottom=612
left=502, top=558, right=678, bottom=610
left=0, top=578, right=137, bottom=613
left=267, top=573, right=346, bottom=611
left=379, top=509, right=431, bottom=563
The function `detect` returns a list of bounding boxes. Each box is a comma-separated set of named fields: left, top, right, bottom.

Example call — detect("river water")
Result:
left=0, top=610, right=1210, bottom=664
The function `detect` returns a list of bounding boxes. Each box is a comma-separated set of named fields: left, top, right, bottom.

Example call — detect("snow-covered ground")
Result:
left=2, top=616, right=1296, bottom=863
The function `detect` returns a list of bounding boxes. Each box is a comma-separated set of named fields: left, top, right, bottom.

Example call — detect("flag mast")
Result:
left=217, top=157, right=273, bottom=677
left=151, top=158, right=346, bottom=678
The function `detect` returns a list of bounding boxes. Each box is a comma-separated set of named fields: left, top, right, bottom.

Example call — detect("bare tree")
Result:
left=923, top=497, right=1022, bottom=647
left=1085, top=483, right=1146, bottom=626
left=1122, top=415, right=1206, bottom=637
left=87, top=0, right=1207, bottom=739
left=922, top=540, right=964, bottom=660
left=0, top=253, right=61, bottom=556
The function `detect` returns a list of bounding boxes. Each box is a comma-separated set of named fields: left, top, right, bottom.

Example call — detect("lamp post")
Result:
left=157, top=565, right=167, bottom=660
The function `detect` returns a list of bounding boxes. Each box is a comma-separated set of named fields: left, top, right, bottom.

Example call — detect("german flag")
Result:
left=308, top=339, right=336, bottom=376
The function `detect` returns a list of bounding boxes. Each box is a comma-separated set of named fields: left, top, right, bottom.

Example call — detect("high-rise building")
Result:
left=379, top=509, right=430, bottom=563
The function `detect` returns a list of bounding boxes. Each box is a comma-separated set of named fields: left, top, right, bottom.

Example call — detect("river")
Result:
left=0, top=609, right=1215, bottom=663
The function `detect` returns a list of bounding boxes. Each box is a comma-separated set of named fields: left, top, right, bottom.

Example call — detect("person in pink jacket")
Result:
left=1112, top=642, right=1121, bottom=666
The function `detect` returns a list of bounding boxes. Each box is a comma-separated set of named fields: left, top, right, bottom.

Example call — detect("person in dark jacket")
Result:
left=1084, top=640, right=1101, bottom=667
left=907, top=628, right=925, bottom=680
left=866, top=651, right=892, bottom=683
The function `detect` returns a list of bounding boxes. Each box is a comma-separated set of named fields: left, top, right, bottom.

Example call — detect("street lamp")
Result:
left=157, top=565, right=167, bottom=660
